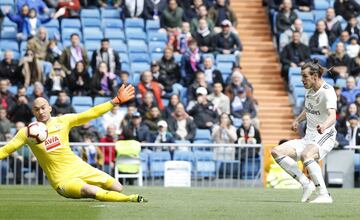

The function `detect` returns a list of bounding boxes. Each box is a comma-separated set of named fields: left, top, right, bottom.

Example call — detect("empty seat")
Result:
left=1, top=29, right=17, bottom=39
left=80, top=9, right=100, bottom=18
left=126, top=29, right=147, bottom=41
left=241, top=157, right=260, bottom=179
left=128, top=41, right=148, bottom=53
left=84, top=40, right=99, bottom=52
left=194, top=129, right=211, bottom=142
left=296, top=11, right=314, bottom=22
left=146, top=19, right=160, bottom=32
left=81, top=18, right=101, bottom=28
left=83, top=28, right=103, bottom=40
left=173, top=150, right=194, bottom=162
left=216, top=62, right=232, bottom=75
left=44, top=19, right=59, bottom=29
left=104, top=29, right=125, bottom=41
left=112, top=40, right=128, bottom=53
left=149, top=151, right=171, bottom=177
left=101, top=8, right=121, bottom=19
left=129, top=53, right=150, bottom=63
left=2, top=17, right=16, bottom=28
left=125, top=18, right=144, bottom=29
left=74, top=105, right=91, bottom=113
left=102, top=19, right=123, bottom=29
left=147, top=31, right=168, bottom=43
left=148, top=41, right=166, bottom=53
left=72, top=96, right=93, bottom=106
left=194, top=151, right=216, bottom=177
left=61, top=18, right=81, bottom=29
left=61, top=28, right=82, bottom=42
left=216, top=54, right=236, bottom=64
left=131, top=62, right=150, bottom=74
left=94, top=96, right=111, bottom=106
left=0, top=40, right=18, bottom=51
left=302, top=21, right=316, bottom=33
left=314, top=0, right=330, bottom=10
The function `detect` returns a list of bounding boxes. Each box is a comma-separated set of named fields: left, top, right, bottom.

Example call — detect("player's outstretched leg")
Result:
left=271, top=143, right=314, bottom=202
left=302, top=145, right=332, bottom=204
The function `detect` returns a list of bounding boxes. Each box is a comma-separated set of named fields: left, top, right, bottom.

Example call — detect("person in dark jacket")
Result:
left=168, top=102, right=197, bottom=142
left=142, top=0, right=167, bottom=19
left=328, top=42, right=352, bottom=78
left=325, top=8, right=343, bottom=38
left=280, top=31, right=311, bottom=82
left=334, top=0, right=360, bottom=21
left=90, top=62, right=117, bottom=97
left=121, top=112, right=152, bottom=143
left=68, top=61, right=91, bottom=96
left=91, top=38, right=121, bottom=76
left=208, top=0, right=238, bottom=28
left=309, top=20, right=336, bottom=56
left=200, top=56, right=224, bottom=85
left=8, top=86, right=33, bottom=124
left=163, top=94, right=180, bottom=119
left=187, top=71, right=214, bottom=102
left=192, top=18, right=215, bottom=53
left=0, top=51, right=22, bottom=86
left=51, top=90, right=75, bottom=116
left=345, top=16, right=360, bottom=39
left=231, top=87, right=257, bottom=119
left=188, top=87, right=219, bottom=129
left=294, top=0, right=314, bottom=12
left=275, top=0, right=298, bottom=33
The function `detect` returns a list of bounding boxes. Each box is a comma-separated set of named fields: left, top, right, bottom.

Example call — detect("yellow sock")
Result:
left=95, top=189, right=132, bottom=202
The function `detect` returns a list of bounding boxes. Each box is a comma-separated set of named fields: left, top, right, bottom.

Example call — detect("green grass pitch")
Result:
left=0, top=186, right=360, bottom=220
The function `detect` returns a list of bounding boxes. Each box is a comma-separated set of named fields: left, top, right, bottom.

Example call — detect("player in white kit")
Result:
left=272, top=59, right=337, bottom=203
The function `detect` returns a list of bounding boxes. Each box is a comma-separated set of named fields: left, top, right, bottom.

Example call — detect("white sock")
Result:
left=304, top=159, right=328, bottom=195
left=275, top=156, right=310, bottom=186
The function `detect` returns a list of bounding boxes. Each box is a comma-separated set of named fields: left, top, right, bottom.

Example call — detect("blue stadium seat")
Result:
left=72, top=96, right=93, bottom=106
left=1, top=29, right=17, bottom=39
left=314, top=10, right=326, bottom=22
left=0, top=0, right=14, bottom=6
left=147, top=31, right=167, bottom=43
left=149, top=151, right=171, bottom=177
left=194, top=129, right=211, bottom=142
left=0, top=40, right=18, bottom=51
left=288, top=67, right=301, bottom=80
left=129, top=53, right=150, bottom=64
left=101, top=19, right=123, bottom=29
left=74, top=106, right=91, bottom=113
left=105, top=29, right=125, bottom=41
left=194, top=151, right=216, bottom=177
left=44, top=19, right=59, bottom=29
left=296, top=11, right=314, bottom=22
left=128, top=41, right=148, bottom=54
left=354, top=153, right=360, bottom=173
left=335, top=78, right=346, bottom=88
left=151, top=53, right=163, bottom=61
left=61, top=28, right=82, bottom=42
left=146, top=19, right=160, bottom=32
left=173, top=150, right=194, bottom=162
left=314, top=0, right=330, bottom=10
left=126, top=29, right=147, bottom=41
left=9, top=85, right=17, bottom=95
left=61, top=18, right=81, bottom=29
left=94, top=96, right=111, bottom=106
left=2, top=17, right=16, bottom=28
left=140, top=150, right=150, bottom=177
left=100, top=8, right=121, bottom=19
left=119, top=52, right=129, bottom=64
left=302, top=21, right=316, bottom=33
left=241, top=157, right=260, bottom=179
left=293, top=87, right=306, bottom=99
left=162, top=98, right=169, bottom=106
left=125, top=18, right=144, bottom=29
left=310, top=54, right=327, bottom=67
left=216, top=54, right=236, bottom=64
left=47, top=28, right=60, bottom=40
left=80, top=9, right=100, bottom=18
left=84, top=41, right=99, bottom=52
left=42, top=61, right=53, bottom=76
left=148, top=41, right=166, bottom=54
left=81, top=18, right=101, bottom=28
left=121, top=63, right=131, bottom=73
left=216, top=62, right=233, bottom=75
left=112, top=40, right=127, bottom=53
left=20, top=41, right=27, bottom=52
left=83, top=28, right=103, bottom=40
left=131, top=73, right=141, bottom=85
left=131, top=62, right=150, bottom=74
left=324, top=77, right=335, bottom=86
left=49, top=96, right=57, bottom=105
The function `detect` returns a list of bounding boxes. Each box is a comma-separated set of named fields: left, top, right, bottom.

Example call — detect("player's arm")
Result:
left=0, top=129, right=27, bottom=160
left=316, top=108, right=336, bottom=134
left=65, top=84, right=135, bottom=127
left=292, top=109, right=306, bottom=132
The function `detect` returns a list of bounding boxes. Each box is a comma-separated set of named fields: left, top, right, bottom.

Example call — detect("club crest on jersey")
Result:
left=44, top=135, right=61, bottom=152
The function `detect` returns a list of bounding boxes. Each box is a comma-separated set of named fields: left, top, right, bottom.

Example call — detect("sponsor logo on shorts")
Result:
left=44, top=135, right=61, bottom=152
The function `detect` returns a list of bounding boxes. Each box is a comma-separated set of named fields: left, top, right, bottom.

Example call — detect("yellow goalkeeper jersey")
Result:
left=0, top=101, right=114, bottom=188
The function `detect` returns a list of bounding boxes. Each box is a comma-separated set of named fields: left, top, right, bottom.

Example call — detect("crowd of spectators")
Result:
left=0, top=0, right=261, bottom=177
left=267, top=0, right=360, bottom=149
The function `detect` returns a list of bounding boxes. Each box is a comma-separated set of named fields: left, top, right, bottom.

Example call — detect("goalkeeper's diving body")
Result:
left=0, top=84, right=147, bottom=203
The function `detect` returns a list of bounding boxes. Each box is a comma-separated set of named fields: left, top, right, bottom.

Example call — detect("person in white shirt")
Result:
left=207, top=82, right=230, bottom=114
left=272, top=59, right=337, bottom=204
left=101, top=105, right=126, bottom=135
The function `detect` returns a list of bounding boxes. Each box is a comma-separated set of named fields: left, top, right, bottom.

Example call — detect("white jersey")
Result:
left=304, top=81, right=337, bottom=135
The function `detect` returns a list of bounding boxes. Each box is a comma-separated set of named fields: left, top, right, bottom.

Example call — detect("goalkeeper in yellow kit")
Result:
left=0, top=84, right=147, bottom=203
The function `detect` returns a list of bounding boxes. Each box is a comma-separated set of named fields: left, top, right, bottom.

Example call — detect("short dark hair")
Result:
left=301, top=59, right=325, bottom=77
left=70, top=33, right=80, bottom=39
left=101, top=38, right=109, bottom=43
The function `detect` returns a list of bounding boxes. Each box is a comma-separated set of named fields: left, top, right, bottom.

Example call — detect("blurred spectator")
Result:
left=98, top=0, right=121, bottom=8
left=168, top=22, right=193, bottom=54
left=122, top=0, right=145, bottom=18
left=355, top=93, right=360, bottom=115
left=334, top=85, right=348, bottom=118
left=208, top=0, right=238, bottom=29
left=237, top=113, right=262, bottom=158
left=99, top=124, right=118, bottom=175
left=4, top=5, right=29, bottom=41
left=121, top=104, right=137, bottom=129
left=163, top=94, right=180, bottom=119
left=231, top=87, right=257, bottom=119
left=188, top=87, right=219, bottom=129
left=309, top=20, right=336, bottom=56
left=143, top=106, right=163, bottom=132
left=341, top=76, right=360, bottom=103
left=121, top=111, right=152, bottom=142
left=187, top=71, right=213, bottom=102
left=325, top=8, right=343, bottom=38
left=143, top=0, right=167, bottom=20
left=190, top=4, right=214, bottom=34
left=153, top=120, right=175, bottom=155
left=294, top=0, right=313, bottom=12
left=138, top=92, right=158, bottom=117
left=28, top=81, right=49, bottom=104
left=91, top=61, right=117, bottom=97
left=137, top=71, right=164, bottom=110
left=275, top=0, right=298, bottom=33
left=0, top=79, right=15, bottom=110
left=208, top=82, right=230, bottom=114
left=150, top=60, right=161, bottom=81
left=200, top=57, right=223, bottom=85
left=181, top=40, right=203, bottom=85
left=331, top=30, right=350, bottom=51
left=27, top=27, right=49, bottom=60
left=160, top=0, right=184, bottom=31
left=212, top=113, right=237, bottom=160
left=51, top=90, right=75, bottom=116
left=45, top=60, right=69, bottom=96
left=350, top=50, right=360, bottom=77
left=68, top=61, right=91, bottom=96
left=71, top=121, right=101, bottom=142
left=337, top=103, right=358, bottom=133
left=0, top=108, right=13, bottom=141
left=345, top=15, right=360, bottom=39
left=57, top=0, right=81, bottom=18
left=20, top=49, right=45, bottom=88
left=0, top=51, right=22, bottom=86
left=192, top=18, right=215, bottom=53
left=279, top=18, right=309, bottom=51
left=45, top=40, right=63, bottom=64
left=213, top=20, right=243, bottom=65
left=328, top=42, right=352, bottom=78
left=345, top=114, right=360, bottom=146
left=8, top=86, right=33, bottom=124
left=334, top=0, right=360, bottom=21
left=268, top=0, right=285, bottom=11
left=91, top=38, right=121, bottom=76
left=22, top=9, right=61, bottom=39
left=17, top=0, right=49, bottom=14
left=81, top=133, right=104, bottom=168
left=280, top=31, right=311, bottom=83
left=168, top=102, right=197, bottom=142
left=60, top=33, right=89, bottom=74
left=158, top=47, right=182, bottom=96
left=225, top=71, right=249, bottom=101
left=184, top=0, right=204, bottom=22
left=119, top=71, right=131, bottom=85
left=102, top=105, right=126, bottom=135
left=346, top=34, right=360, bottom=58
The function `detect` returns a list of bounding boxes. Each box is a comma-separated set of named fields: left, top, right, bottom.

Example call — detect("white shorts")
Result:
left=287, top=129, right=336, bottom=161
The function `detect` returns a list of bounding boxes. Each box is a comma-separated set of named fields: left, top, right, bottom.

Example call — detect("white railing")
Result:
left=0, top=142, right=263, bottom=188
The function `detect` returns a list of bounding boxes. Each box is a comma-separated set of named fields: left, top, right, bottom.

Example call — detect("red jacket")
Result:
left=99, top=136, right=116, bottom=165
left=137, top=82, right=164, bottom=110
left=57, top=0, right=80, bottom=18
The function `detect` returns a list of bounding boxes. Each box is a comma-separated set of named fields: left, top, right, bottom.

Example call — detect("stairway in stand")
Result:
left=232, top=0, right=299, bottom=145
